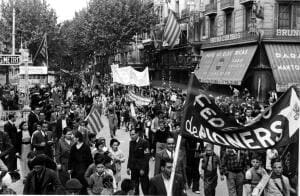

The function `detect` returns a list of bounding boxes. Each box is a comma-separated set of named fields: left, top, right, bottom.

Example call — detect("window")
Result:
left=278, top=4, right=291, bottom=29
left=278, top=4, right=300, bottom=30
left=245, top=6, right=254, bottom=31
left=225, top=12, right=232, bottom=34
left=209, top=17, right=215, bottom=37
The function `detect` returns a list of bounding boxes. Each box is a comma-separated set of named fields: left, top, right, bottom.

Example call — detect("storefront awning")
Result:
left=195, top=45, right=257, bottom=85
left=265, top=44, right=300, bottom=92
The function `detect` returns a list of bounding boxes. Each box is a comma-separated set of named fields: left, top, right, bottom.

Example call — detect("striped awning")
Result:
left=195, top=45, right=257, bottom=85
left=265, top=44, right=300, bottom=92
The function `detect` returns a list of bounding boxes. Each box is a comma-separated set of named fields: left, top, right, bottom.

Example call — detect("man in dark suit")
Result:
left=127, top=128, right=150, bottom=195
left=154, top=136, right=187, bottom=186
left=54, top=111, right=70, bottom=142
left=28, top=107, right=40, bottom=136
left=149, top=158, right=187, bottom=196
left=4, top=113, right=20, bottom=171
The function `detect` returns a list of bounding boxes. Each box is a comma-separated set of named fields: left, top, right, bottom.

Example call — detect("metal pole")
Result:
left=12, top=0, right=15, bottom=55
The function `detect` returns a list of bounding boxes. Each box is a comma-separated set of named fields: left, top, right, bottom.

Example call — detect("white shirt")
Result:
left=166, top=150, right=174, bottom=159
left=162, top=175, right=171, bottom=192
left=62, top=119, right=67, bottom=129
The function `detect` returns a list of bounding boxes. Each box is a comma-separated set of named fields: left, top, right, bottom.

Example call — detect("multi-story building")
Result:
left=141, top=0, right=203, bottom=88
left=196, top=0, right=300, bottom=101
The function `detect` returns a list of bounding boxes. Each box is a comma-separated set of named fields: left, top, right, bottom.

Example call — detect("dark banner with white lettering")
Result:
left=181, top=74, right=300, bottom=150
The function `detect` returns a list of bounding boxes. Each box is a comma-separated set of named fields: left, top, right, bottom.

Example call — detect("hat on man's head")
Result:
left=65, top=178, right=82, bottom=190
left=30, top=155, right=45, bottom=167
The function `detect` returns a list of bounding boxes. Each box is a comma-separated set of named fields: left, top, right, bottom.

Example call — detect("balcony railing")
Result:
left=204, top=3, right=217, bottom=16
left=221, top=0, right=234, bottom=11
left=239, top=0, right=254, bottom=4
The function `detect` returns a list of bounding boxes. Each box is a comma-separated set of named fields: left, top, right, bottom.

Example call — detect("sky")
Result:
left=47, top=0, right=88, bottom=23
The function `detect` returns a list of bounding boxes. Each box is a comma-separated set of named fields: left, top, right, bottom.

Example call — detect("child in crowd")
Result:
left=87, top=162, right=106, bottom=195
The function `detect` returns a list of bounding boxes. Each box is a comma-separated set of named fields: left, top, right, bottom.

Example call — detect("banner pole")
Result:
left=167, top=134, right=182, bottom=196
left=298, top=131, right=300, bottom=194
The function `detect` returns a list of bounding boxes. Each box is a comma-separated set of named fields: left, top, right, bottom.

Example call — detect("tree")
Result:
left=0, top=0, right=59, bottom=67
left=87, top=0, right=157, bottom=55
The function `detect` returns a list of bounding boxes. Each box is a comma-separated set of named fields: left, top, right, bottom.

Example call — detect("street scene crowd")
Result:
left=0, top=76, right=297, bottom=196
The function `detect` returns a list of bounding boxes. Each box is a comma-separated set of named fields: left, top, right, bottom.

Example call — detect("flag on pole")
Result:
left=33, top=34, right=48, bottom=65
left=79, top=72, right=88, bottom=87
left=163, top=10, right=181, bottom=48
left=85, top=105, right=104, bottom=134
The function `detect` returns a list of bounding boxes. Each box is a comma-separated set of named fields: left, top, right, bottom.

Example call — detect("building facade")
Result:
left=196, top=0, right=300, bottom=101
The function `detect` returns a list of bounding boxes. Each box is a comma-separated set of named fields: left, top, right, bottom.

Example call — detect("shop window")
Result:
left=209, top=16, right=215, bottom=37
left=225, top=12, right=232, bottom=34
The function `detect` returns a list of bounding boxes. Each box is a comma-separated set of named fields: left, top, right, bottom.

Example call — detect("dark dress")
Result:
left=68, top=143, right=93, bottom=193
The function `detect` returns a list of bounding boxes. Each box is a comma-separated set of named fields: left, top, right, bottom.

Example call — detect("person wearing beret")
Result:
left=23, top=155, right=64, bottom=194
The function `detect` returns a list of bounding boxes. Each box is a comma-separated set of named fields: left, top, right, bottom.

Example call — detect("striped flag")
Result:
left=85, top=105, right=104, bottom=134
left=33, top=34, right=48, bottom=65
left=163, top=10, right=181, bottom=48
left=79, top=72, right=88, bottom=87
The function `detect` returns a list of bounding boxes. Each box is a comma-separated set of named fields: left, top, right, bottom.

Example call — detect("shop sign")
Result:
left=276, top=29, right=300, bottom=37
left=0, top=55, right=21, bottom=66
left=19, top=66, right=48, bottom=75
left=209, top=32, right=241, bottom=43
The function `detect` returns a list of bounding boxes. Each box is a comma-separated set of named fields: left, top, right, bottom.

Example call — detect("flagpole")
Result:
left=167, top=135, right=182, bottom=196
left=46, top=33, right=48, bottom=67
left=168, top=73, right=196, bottom=196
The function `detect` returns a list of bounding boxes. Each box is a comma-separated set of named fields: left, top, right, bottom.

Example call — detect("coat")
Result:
left=56, top=138, right=74, bottom=172
left=4, top=121, right=21, bottom=153
left=23, top=168, right=64, bottom=195
left=28, top=112, right=39, bottom=136
left=154, top=149, right=187, bottom=182
left=148, top=174, right=187, bottom=196
left=127, top=138, right=149, bottom=171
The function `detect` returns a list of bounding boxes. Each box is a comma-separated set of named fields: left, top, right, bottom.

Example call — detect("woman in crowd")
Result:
left=68, top=131, right=93, bottom=194
left=109, top=138, right=125, bottom=185
left=18, top=121, right=31, bottom=178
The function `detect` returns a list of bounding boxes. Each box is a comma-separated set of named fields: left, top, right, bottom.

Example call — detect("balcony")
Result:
left=239, top=0, right=254, bottom=5
left=221, top=0, right=234, bottom=11
left=201, top=31, right=258, bottom=49
left=204, top=3, right=217, bottom=16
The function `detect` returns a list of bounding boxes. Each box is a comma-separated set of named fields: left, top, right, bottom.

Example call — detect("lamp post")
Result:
left=20, top=47, right=31, bottom=120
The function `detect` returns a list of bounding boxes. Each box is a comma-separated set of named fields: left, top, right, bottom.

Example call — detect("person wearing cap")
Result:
left=65, top=178, right=82, bottom=195
left=23, top=155, right=64, bottom=194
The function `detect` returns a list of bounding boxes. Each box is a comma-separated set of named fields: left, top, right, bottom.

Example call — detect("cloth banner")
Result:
left=126, top=91, right=152, bottom=106
left=181, top=74, right=300, bottom=150
left=111, top=66, right=150, bottom=87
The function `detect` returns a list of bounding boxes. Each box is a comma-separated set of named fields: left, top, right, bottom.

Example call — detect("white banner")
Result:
left=111, top=66, right=150, bottom=87
left=19, top=66, right=48, bottom=75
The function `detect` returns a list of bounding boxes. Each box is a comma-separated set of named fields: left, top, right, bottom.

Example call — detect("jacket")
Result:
left=127, top=138, right=149, bottom=170
left=148, top=174, right=187, bottom=196
left=23, top=168, right=64, bottom=194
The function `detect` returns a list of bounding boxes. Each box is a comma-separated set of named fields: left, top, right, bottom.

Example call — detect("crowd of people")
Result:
left=0, top=77, right=297, bottom=196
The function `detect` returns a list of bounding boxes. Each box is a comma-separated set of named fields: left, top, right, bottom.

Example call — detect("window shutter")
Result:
left=274, top=3, right=278, bottom=29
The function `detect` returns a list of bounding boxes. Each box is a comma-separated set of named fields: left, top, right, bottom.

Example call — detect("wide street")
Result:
left=7, top=113, right=228, bottom=196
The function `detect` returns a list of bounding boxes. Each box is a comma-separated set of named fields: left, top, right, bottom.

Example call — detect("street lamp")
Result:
left=20, top=47, right=31, bottom=120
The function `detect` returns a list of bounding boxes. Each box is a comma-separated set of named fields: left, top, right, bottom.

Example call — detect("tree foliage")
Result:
left=0, top=0, right=59, bottom=67
left=59, top=0, right=157, bottom=70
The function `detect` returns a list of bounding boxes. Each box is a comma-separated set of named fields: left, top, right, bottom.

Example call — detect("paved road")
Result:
left=7, top=114, right=229, bottom=195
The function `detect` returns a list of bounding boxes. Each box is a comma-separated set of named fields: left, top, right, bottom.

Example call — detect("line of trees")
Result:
left=0, top=0, right=157, bottom=71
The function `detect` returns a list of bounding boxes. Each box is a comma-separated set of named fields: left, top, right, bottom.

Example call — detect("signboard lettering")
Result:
left=276, top=29, right=300, bottom=37
left=0, top=55, right=21, bottom=66
left=209, top=32, right=241, bottom=43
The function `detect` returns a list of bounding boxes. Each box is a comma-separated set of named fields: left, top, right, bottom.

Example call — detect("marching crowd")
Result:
left=0, top=79, right=297, bottom=196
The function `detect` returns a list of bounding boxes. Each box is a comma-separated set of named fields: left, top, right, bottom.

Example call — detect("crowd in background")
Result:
left=0, top=77, right=297, bottom=196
